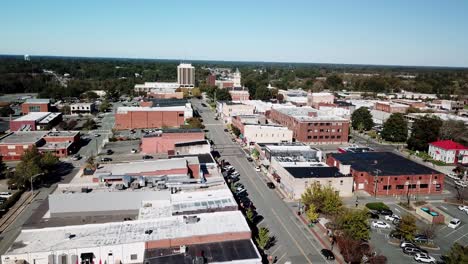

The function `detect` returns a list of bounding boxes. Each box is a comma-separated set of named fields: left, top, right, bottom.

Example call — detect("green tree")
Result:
left=83, top=118, right=97, bottom=130
left=216, top=88, right=232, bottom=101
left=306, top=204, right=319, bottom=223
left=191, top=87, right=201, bottom=98
left=0, top=156, right=7, bottom=179
left=326, top=74, right=343, bottom=90
left=99, top=100, right=111, bottom=112
left=351, top=107, right=374, bottom=131
left=251, top=149, right=260, bottom=159
left=255, top=227, right=272, bottom=250
left=444, top=243, right=468, bottom=264
left=301, top=182, right=343, bottom=215
left=246, top=208, right=255, bottom=223
left=407, top=116, right=443, bottom=151
left=396, top=214, right=417, bottom=241
left=337, top=209, right=370, bottom=241
left=254, top=86, right=272, bottom=101
left=381, top=113, right=408, bottom=142
left=40, top=152, right=59, bottom=173
left=84, top=91, right=99, bottom=101
left=232, top=126, right=241, bottom=137
left=0, top=106, right=15, bottom=117
left=439, top=120, right=468, bottom=144
left=86, top=156, right=97, bottom=170
left=183, top=117, right=205, bottom=129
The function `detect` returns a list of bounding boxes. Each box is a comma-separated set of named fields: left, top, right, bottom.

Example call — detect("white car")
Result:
left=414, top=253, right=435, bottom=263
left=458, top=205, right=468, bottom=213
left=371, top=220, right=391, bottom=229
left=255, top=166, right=261, bottom=172
left=455, top=180, right=468, bottom=188
left=384, top=214, right=401, bottom=222
left=131, top=149, right=138, bottom=154
left=448, top=218, right=461, bottom=229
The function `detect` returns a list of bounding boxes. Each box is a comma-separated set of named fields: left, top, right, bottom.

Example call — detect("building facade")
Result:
left=70, top=103, right=95, bottom=115
left=114, top=107, right=188, bottom=130
left=269, top=107, right=349, bottom=144
left=374, top=101, right=409, bottom=113
left=307, top=92, right=334, bottom=108
left=10, top=112, right=62, bottom=131
left=141, top=129, right=205, bottom=155
left=428, top=140, right=468, bottom=164
left=177, top=63, right=195, bottom=88
left=327, top=152, right=445, bottom=196
left=21, top=99, right=50, bottom=114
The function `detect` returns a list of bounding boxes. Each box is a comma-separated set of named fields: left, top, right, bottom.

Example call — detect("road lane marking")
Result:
left=394, top=208, right=400, bottom=213
left=440, top=206, right=448, bottom=210
left=270, top=245, right=282, bottom=256
left=272, top=209, right=313, bottom=264
left=277, top=252, right=287, bottom=263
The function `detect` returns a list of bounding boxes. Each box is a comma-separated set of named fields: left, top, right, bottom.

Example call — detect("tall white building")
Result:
left=177, top=63, right=195, bottom=88
left=232, top=68, right=242, bottom=87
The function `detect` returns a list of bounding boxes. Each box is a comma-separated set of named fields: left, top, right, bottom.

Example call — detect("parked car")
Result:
left=448, top=218, right=461, bottom=229
left=246, top=157, right=253, bottom=162
left=458, top=205, right=468, bottom=213
left=384, top=214, right=401, bottom=222
left=93, top=134, right=100, bottom=137
left=234, top=183, right=244, bottom=189
left=367, top=211, right=380, bottom=219
left=400, top=241, right=420, bottom=249
left=142, top=155, right=154, bottom=160
left=232, top=138, right=236, bottom=142
left=106, top=149, right=114, bottom=155
left=131, top=149, right=138, bottom=154
left=100, top=157, right=112, bottom=162
left=371, top=220, right=391, bottom=229
left=377, top=208, right=393, bottom=215
left=320, top=249, right=335, bottom=260
left=71, top=154, right=81, bottom=161
left=414, top=235, right=431, bottom=244
left=255, top=166, right=261, bottom=172
left=403, top=247, right=428, bottom=256
left=414, top=253, right=436, bottom=263
left=224, top=129, right=229, bottom=132
left=266, top=182, right=275, bottom=189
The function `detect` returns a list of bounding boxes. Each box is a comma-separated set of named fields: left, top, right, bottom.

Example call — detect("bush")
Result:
left=365, top=202, right=389, bottom=211
left=0, top=189, right=25, bottom=215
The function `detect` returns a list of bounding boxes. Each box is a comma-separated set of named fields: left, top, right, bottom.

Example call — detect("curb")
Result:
left=388, top=239, right=440, bottom=251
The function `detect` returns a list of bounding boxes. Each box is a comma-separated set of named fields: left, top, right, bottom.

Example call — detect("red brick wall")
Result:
left=9, top=120, right=37, bottom=131
left=188, top=163, right=201, bottom=178
left=148, top=92, right=184, bottom=99
left=145, top=231, right=252, bottom=249
left=141, top=132, right=205, bottom=154
left=327, top=156, right=445, bottom=196
left=21, top=103, right=50, bottom=114
left=207, top=75, right=216, bottom=86
left=269, top=109, right=349, bottom=144
left=0, top=143, right=36, bottom=160
left=231, top=116, right=246, bottom=134
left=115, top=110, right=185, bottom=130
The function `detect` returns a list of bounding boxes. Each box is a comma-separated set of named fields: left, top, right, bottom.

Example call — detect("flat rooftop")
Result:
left=95, top=158, right=193, bottom=176
left=330, top=152, right=441, bottom=176
left=0, top=131, right=47, bottom=145
left=6, top=211, right=250, bottom=255
left=174, top=140, right=209, bottom=147
left=44, top=130, right=80, bottom=138
left=170, top=154, right=215, bottom=164
left=145, top=239, right=260, bottom=264
left=13, top=112, right=51, bottom=122
left=285, top=166, right=344, bottom=179
left=24, top=98, right=50, bottom=104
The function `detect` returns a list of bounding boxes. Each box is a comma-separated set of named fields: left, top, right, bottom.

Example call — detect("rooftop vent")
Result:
left=65, top=233, right=76, bottom=239
left=183, top=215, right=200, bottom=224
left=144, top=230, right=153, bottom=235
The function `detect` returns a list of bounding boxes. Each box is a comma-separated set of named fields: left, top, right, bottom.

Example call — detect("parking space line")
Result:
left=270, top=245, right=282, bottom=256
left=454, top=231, right=468, bottom=243
left=277, top=252, right=287, bottom=264
left=444, top=228, right=461, bottom=238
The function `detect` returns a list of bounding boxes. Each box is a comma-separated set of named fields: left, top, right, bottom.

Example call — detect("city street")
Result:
left=193, top=99, right=332, bottom=264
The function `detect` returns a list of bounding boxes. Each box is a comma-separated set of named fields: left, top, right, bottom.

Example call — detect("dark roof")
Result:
left=170, top=153, right=215, bottom=164
left=144, top=239, right=259, bottom=264
left=146, top=98, right=188, bottom=107
left=284, top=166, right=344, bottom=178
left=330, top=152, right=440, bottom=176
left=162, top=128, right=203, bottom=133
left=174, top=140, right=209, bottom=147
left=334, top=100, right=354, bottom=107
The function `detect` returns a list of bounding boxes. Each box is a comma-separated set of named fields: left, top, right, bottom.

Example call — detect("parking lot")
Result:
left=431, top=202, right=468, bottom=251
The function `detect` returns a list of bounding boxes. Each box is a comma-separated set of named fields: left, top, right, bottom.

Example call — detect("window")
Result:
left=320, top=129, right=324, bottom=132
left=406, top=177, right=410, bottom=180
left=383, top=185, right=392, bottom=190
left=337, top=136, right=341, bottom=139
left=340, top=180, right=343, bottom=185
left=409, top=184, right=417, bottom=189
left=332, top=129, right=335, bottom=132
left=435, top=176, right=438, bottom=179
left=178, top=113, right=184, bottom=117
left=325, top=136, right=329, bottom=139
left=326, top=123, right=331, bottom=126
left=308, top=136, right=312, bottom=139
left=29, top=105, right=41, bottom=112
left=313, top=136, right=318, bottom=139
left=331, top=136, right=335, bottom=139
left=319, top=136, right=323, bottom=139
left=396, top=185, right=405, bottom=190
left=436, top=184, right=441, bottom=191
left=419, top=177, right=422, bottom=180
left=394, top=177, right=397, bottom=181
left=130, top=254, right=138, bottom=260
left=420, top=184, right=428, bottom=188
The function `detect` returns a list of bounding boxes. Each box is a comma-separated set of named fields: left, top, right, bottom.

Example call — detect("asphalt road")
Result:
left=193, top=99, right=331, bottom=264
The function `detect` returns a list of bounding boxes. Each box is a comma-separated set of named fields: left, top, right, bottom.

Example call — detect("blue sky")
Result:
left=1, top=0, right=468, bottom=67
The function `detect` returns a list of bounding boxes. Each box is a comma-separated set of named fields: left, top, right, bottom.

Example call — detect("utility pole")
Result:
left=374, top=169, right=382, bottom=198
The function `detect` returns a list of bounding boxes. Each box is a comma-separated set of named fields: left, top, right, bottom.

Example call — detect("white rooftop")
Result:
left=5, top=211, right=249, bottom=255
left=24, top=98, right=50, bottom=104
left=95, top=158, right=192, bottom=176
left=13, top=112, right=51, bottom=122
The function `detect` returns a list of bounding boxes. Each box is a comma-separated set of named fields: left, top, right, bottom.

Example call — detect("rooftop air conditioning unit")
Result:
left=183, top=215, right=200, bottom=224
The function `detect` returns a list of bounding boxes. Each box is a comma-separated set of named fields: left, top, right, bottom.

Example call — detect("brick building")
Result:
left=115, top=105, right=192, bottom=130
left=21, top=99, right=50, bottom=114
left=231, top=115, right=292, bottom=145
left=374, top=101, right=409, bottom=113
left=0, top=131, right=80, bottom=160
left=229, top=88, right=250, bottom=102
left=10, top=112, right=62, bottom=131
left=216, top=102, right=255, bottom=124
left=141, top=129, right=205, bottom=155
left=327, top=152, right=444, bottom=196
left=269, top=106, right=349, bottom=144
left=147, top=91, right=184, bottom=99
left=307, top=92, right=334, bottom=108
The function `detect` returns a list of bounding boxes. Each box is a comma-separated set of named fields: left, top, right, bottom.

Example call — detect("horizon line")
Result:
left=1, top=53, right=468, bottom=70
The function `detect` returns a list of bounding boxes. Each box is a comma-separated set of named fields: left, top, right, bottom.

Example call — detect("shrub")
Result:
left=365, top=202, right=389, bottom=211
left=0, top=189, right=26, bottom=215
